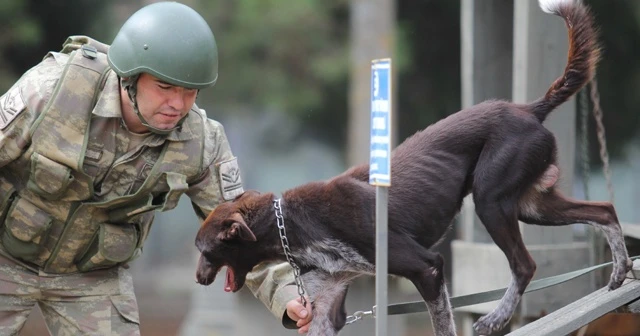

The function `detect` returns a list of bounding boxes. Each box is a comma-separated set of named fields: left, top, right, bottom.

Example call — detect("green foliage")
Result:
left=0, top=0, right=40, bottom=45
left=195, top=0, right=419, bottom=147
left=0, top=0, right=107, bottom=92
left=0, top=0, right=41, bottom=89
left=197, top=0, right=349, bottom=117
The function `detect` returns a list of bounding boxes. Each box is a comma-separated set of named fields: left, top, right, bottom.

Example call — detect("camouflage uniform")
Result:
left=0, top=37, right=298, bottom=335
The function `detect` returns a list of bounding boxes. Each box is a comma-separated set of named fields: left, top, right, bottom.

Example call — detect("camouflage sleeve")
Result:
left=244, top=261, right=300, bottom=329
left=187, top=117, right=298, bottom=327
left=185, top=117, right=243, bottom=220
left=0, top=55, right=64, bottom=168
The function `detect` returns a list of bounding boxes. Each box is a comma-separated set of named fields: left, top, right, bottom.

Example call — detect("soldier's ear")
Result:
left=217, top=213, right=256, bottom=242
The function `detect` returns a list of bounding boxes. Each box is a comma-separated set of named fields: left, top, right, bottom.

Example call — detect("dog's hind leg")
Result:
left=470, top=127, right=564, bottom=334
left=470, top=145, right=552, bottom=333
left=472, top=194, right=535, bottom=335
left=519, top=189, right=633, bottom=290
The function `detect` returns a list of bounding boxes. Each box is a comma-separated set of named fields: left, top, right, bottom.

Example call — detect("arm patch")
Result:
left=216, top=157, right=244, bottom=201
left=0, top=87, right=26, bottom=130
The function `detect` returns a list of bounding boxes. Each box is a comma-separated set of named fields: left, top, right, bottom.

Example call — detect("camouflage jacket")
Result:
left=0, top=36, right=298, bottom=321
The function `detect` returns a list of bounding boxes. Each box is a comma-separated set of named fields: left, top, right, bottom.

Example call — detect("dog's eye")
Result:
left=222, top=219, right=235, bottom=227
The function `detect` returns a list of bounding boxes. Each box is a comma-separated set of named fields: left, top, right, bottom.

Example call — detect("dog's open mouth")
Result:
left=224, top=266, right=237, bottom=292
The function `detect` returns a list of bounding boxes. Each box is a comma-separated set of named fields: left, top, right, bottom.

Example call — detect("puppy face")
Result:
left=195, top=191, right=261, bottom=292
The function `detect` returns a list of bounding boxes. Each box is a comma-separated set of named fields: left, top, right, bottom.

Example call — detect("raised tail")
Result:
left=529, top=0, right=600, bottom=122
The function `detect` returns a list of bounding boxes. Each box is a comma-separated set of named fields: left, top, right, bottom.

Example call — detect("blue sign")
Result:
left=369, top=59, right=392, bottom=186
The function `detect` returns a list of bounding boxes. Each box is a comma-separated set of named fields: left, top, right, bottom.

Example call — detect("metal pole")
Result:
left=370, top=58, right=391, bottom=336
left=375, top=186, right=388, bottom=336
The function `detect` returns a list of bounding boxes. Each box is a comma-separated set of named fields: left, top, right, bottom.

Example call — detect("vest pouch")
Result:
left=107, top=172, right=188, bottom=222
left=158, top=172, right=189, bottom=212
left=76, top=222, right=138, bottom=272
left=0, top=177, right=16, bottom=224
left=107, top=194, right=163, bottom=223
left=2, top=197, right=53, bottom=261
left=27, top=153, right=74, bottom=201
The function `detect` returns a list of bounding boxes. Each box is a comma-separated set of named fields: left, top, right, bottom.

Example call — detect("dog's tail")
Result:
left=528, top=0, right=600, bottom=123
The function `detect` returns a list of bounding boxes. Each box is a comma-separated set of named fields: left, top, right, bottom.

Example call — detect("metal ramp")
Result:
left=507, top=261, right=640, bottom=336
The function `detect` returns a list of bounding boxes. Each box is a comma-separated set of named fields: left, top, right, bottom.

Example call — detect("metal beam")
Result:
left=507, top=279, right=640, bottom=336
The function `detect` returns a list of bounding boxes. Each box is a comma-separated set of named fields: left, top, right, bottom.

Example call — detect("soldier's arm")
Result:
left=0, top=55, right=64, bottom=168
left=186, top=117, right=241, bottom=219
left=245, top=261, right=301, bottom=329
left=186, top=116, right=299, bottom=328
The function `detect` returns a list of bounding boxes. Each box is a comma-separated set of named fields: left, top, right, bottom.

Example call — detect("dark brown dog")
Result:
left=195, top=1, right=632, bottom=335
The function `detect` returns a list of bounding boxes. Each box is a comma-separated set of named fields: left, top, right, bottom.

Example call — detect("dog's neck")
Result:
left=248, top=183, right=332, bottom=267
left=275, top=183, right=377, bottom=275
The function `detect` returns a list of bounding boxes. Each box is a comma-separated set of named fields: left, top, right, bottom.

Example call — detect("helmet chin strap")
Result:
left=121, top=75, right=188, bottom=135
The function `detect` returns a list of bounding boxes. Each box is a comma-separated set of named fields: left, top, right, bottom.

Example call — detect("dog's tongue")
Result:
left=224, top=267, right=236, bottom=292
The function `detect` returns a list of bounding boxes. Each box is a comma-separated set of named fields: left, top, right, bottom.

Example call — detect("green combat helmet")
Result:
left=107, top=1, right=218, bottom=135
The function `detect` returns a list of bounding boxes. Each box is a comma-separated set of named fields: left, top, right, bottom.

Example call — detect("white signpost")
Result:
left=369, top=58, right=391, bottom=336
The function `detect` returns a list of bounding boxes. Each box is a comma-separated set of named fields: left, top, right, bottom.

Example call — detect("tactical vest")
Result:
left=0, top=36, right=205, bottom=274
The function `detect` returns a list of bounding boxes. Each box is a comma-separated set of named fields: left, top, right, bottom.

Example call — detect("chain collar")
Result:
left=273, top=198, right=308, bottom=307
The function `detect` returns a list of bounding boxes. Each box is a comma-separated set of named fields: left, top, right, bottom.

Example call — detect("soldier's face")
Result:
left=135, top=73, right=198, bottom=130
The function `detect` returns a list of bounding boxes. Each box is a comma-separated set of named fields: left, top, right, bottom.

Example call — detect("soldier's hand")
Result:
left=286, top=296, right=313, bottom=334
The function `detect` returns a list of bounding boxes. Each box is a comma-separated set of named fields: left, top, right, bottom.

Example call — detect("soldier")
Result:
left=0, top=2, right=311, bottom=335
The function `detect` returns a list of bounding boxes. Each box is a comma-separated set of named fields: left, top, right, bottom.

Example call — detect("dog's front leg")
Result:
left=403, top=252, right=457, bottom=336
left=426, top=284, right=456, bottom=336
left=302, top=270, right=351, bottom=336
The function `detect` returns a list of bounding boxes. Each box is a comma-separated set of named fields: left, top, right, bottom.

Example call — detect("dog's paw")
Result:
left=473, top=312, right=511, bottom=335
left=608, top=258, right=633, bottom=290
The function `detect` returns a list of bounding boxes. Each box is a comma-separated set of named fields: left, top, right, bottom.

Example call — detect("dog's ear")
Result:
left=218, top=213, right=257, bottom=242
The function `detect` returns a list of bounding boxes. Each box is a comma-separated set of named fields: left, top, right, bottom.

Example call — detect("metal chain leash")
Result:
left=345, top=305, right=377, bottom=325
left=274, top=198, right=308, bottom=307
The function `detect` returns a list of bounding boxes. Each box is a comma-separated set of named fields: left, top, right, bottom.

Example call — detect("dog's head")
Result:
left=195, top=190, right=264, bottom=293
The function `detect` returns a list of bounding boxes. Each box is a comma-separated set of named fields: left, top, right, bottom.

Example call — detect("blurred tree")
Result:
left=197, top=0, right=351, bottom=147
left=0, top=0, right=41, bottom=89
left=195, top=0, right=453, bottom=153
left=0, top=0, right=107, bottom=91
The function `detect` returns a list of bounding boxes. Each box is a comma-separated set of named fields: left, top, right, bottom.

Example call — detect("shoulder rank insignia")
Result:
left=0, top=86, right=26, bottom=130
left=217, top=157, right=244, bottom=201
